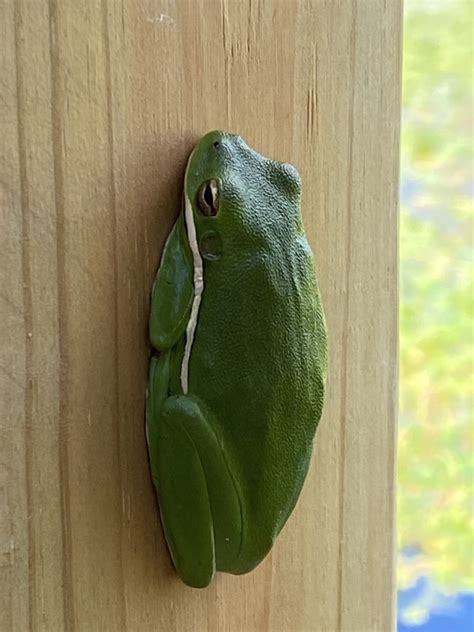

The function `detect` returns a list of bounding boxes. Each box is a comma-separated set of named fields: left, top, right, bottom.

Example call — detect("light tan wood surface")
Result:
left=1, top=1, right=401, bottom=630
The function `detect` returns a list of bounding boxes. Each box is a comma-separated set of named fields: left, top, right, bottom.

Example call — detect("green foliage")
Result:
left=398, top=0, right=474, bottom=592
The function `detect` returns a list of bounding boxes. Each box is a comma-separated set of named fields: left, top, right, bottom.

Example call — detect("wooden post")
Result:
left=1, top=1, right=401, bottom=630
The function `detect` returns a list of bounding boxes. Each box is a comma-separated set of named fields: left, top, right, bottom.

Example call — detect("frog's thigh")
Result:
left=156, top=411, right=215, bottom=588
left=146, top=352, right=170, bottom=479
left=157, top=396, right=242, bottom=586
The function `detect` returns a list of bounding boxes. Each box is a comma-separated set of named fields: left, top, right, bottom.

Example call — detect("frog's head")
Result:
left=184, top=130, right=302, bottom=262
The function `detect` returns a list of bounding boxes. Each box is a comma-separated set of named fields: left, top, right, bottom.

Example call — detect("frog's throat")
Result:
left=180, top=149, right=203, bottom=394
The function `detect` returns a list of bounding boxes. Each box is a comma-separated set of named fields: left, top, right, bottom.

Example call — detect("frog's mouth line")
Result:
left=180, top=146, right=203, bottom=394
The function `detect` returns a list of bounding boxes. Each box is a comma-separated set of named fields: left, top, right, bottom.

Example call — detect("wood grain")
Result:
left=1, top=1, right=401, bottom=630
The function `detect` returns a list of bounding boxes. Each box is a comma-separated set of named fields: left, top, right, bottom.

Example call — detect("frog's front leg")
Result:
left=147, top=363, right=242, bottom=588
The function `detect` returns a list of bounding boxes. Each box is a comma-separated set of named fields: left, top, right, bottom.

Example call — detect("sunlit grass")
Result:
left=398, top=0, right=474, bottom=597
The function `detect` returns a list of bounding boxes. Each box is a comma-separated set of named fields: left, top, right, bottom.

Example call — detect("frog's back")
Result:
left=188, top=221, right=327, bottom=573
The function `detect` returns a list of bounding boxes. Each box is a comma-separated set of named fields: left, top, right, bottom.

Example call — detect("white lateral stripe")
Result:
left=180, top=153, right=204, bottom=394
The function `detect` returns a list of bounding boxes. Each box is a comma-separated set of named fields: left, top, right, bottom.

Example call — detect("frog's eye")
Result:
left=197, top=179, right=219, bottom=217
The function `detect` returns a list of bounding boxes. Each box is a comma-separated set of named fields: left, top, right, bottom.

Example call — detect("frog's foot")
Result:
left=148, top=390, right=242, bottom=588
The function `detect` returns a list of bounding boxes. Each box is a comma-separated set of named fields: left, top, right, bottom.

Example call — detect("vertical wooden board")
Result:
left=338, top=3, right=401, bottom=630
left=0, top=2, right=29, bottom=629
left=8, top=1, right=66, bottom=629
left=268, top=6, right=357, bottom=631
left=2, top=0, right=401, bottom=630
left=48, top=2, right=126, bottom=629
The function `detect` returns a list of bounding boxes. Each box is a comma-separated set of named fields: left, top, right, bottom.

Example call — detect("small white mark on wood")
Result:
left=145, top=13, right=174, bottom=26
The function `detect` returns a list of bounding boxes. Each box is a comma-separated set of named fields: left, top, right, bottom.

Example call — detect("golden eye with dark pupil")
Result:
left=197, top=179, right=219, bottom=216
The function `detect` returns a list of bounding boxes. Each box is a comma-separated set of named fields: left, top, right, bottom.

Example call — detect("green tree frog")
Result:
left=146, top=131, right=327, bottom=588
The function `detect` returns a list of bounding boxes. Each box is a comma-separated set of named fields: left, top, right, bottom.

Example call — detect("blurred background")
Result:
left=397, top=1, right=473, bottom=630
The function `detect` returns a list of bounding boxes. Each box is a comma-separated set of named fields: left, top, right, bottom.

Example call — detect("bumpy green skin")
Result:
left=147, top=131, right=327, bottom=588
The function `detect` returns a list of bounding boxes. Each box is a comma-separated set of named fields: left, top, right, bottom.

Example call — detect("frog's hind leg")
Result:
left=154, top=408, right=215, bottom=587
left=147, top=383, right=242, bottom=588
left=146, top=354, right=211, bottom=584
left=146, top=352, right=169, bottom=474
